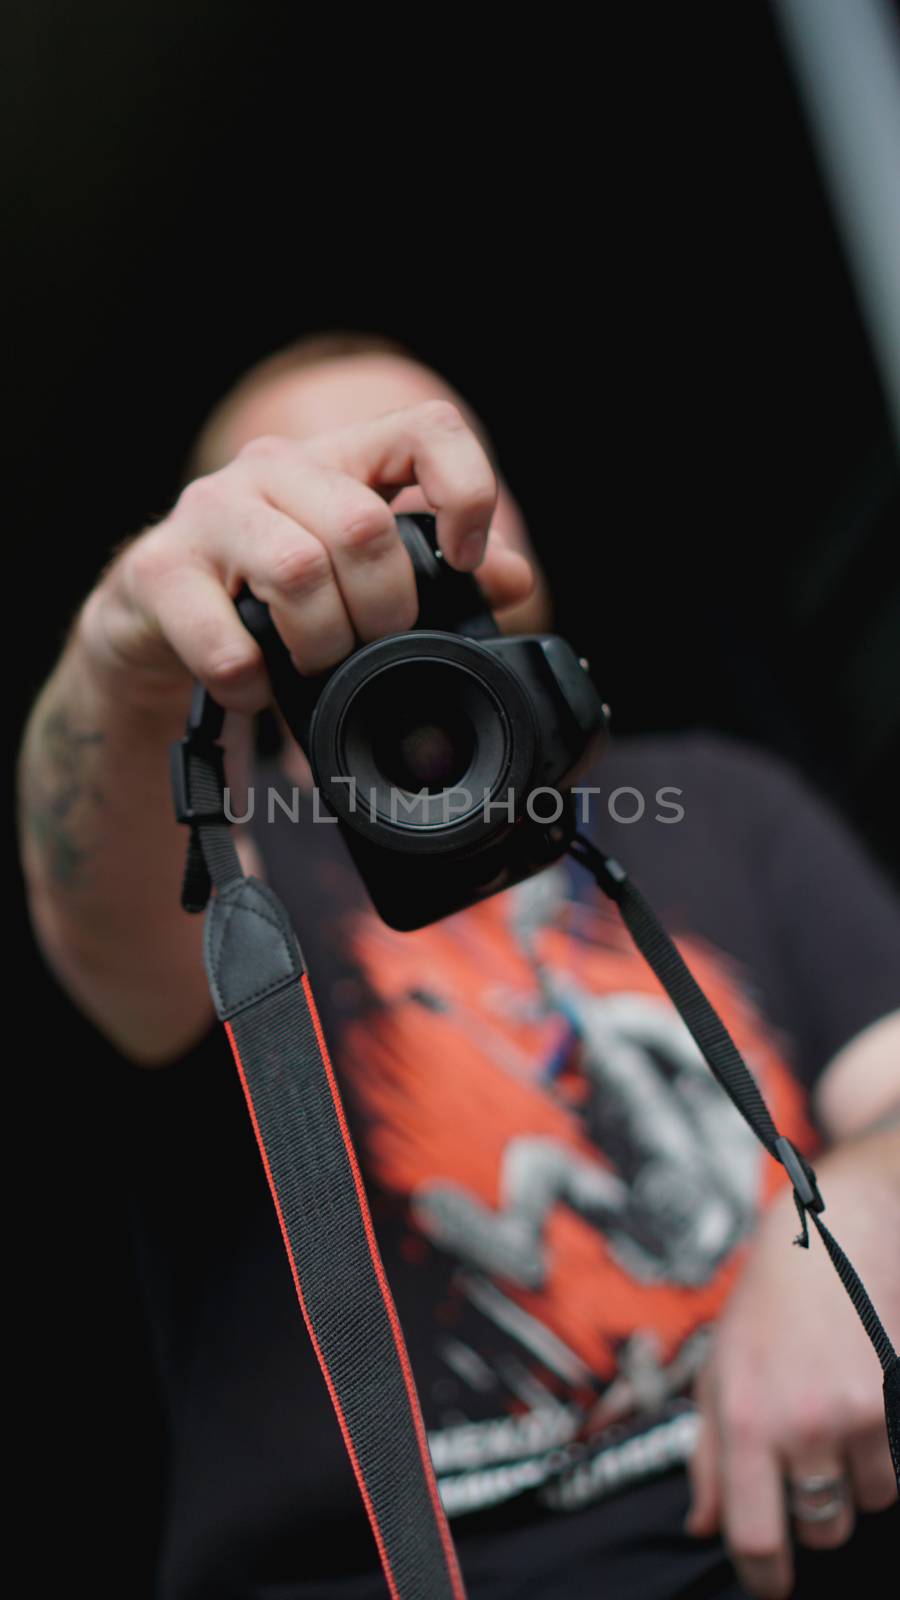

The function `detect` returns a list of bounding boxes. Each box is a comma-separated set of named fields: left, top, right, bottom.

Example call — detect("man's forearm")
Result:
left=18, top=614, right=214, bottom=1062
left=816, top=1118, right=900, bottom=1206
left=813, top=1011, right=900, bottom=1146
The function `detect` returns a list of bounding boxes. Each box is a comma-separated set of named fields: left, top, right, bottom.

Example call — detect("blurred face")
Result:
left=221, top=352, right=551, bottom=634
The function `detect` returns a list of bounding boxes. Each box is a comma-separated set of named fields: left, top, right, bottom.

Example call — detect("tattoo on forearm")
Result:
left=23, top=706, right=106, bottom=887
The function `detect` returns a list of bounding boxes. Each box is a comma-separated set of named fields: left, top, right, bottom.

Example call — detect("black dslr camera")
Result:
left=237, top=514, right=608, bottom=930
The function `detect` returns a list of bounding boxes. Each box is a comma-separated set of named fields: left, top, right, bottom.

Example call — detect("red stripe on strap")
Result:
left=224, top=1016, right=401, bottom=1600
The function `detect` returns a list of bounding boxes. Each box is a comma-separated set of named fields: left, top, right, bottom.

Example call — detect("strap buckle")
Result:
left=774, top=1135, right=825, bottom=1214
left=170, top=683, right=230, bottom=827
left=170, top=736, right=230, bottom=826
left=775, top=1135, right=825, bottom=1248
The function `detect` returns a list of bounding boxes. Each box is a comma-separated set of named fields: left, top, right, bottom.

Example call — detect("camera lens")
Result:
left=332, top=656, right=510, bottom=833
left=373, top=703, right=476, bottom=794
left=311, top=633, right=539, bottom=852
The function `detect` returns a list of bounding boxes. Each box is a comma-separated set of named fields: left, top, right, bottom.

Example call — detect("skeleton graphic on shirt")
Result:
left=411, top=866, right=761, bottom=1295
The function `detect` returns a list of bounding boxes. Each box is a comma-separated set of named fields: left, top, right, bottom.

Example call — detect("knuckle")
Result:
left=238, top=433, right=286, bottom=462
left=126, top=531, right=176, bottom=592
left=234, top=499, right=277, bottom=548
left=269, top=540, right=333, bottom=596
left=415, top=397, right=466, bottom=433
left=204, top=651, right=258, bottom=693
left=176, top=472, right=224, bottom=520
left=333, top=498, right=394, bottom=554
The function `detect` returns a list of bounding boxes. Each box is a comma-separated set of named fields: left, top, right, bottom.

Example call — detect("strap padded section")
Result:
left=226, top=980, right=465, bottom=1598
left=204, top=876, right=304, bottom=1021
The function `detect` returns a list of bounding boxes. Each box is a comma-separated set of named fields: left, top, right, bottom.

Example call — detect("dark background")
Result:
left=8, top=3, right=899, bottom=1592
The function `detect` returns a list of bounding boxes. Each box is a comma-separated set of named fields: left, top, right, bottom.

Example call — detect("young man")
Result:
left=18, top=332, right=900, bottom=1599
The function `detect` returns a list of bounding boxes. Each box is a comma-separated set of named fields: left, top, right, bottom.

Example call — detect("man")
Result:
left=18, top=331, right=900, bottom=1599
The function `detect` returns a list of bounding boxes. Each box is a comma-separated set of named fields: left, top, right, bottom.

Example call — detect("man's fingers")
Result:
left=685, top=1408, right=721, bottom=1537
left=239, top=511, right=356, bottom=675
left=242, top=451, right=419, bottom=643
left=243, top=442, right=530, bottom=638
left=304, top=399, right=498, bottom=572
left=469, top=540, right=535, bottom=615
left=141, top=411, right=520, bottom=701
left=846, top=1426, right=897, bottom=1514
left=144, top=562, right=268, bottom=713
left=721, top=1440, right=793, bottom=1600
left=176, top=477, right=353, bottom=674
left=784, top=1447, right=855, bottom=1551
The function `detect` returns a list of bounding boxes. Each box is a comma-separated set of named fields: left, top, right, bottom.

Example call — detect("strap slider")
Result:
left=170, top=736, right=231, bottom=826
left=774, top=1135, right=824, bottom=1214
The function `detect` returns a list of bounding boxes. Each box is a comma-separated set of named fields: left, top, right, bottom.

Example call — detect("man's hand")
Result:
left=20, top=399, right=533, bottom=1062
left=686, top=1125, right=900, bottom=1599
left=81, top=402, right=533, bottom=713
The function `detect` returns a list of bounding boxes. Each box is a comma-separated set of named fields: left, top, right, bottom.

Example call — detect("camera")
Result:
left=237, top=514, right=608, bottom=930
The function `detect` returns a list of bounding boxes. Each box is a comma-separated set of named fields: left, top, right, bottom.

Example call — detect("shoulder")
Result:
left=588, top=731, right=886, bottom=880
left=598, top=729, right=822, bottom=823
left=604, top=728, right=800, bottom=781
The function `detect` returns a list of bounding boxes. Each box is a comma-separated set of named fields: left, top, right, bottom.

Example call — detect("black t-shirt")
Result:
left=125, top=733, right=900, bottom=1598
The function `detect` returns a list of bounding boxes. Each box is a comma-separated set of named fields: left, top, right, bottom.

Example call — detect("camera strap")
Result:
left=173, top=690, right=467, bottom=1600
left=568, top=832, right=900, bottom=1492
left=172, top=694, right=899, bottom=1600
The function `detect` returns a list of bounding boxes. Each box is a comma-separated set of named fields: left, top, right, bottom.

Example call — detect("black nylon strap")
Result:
left=569, top=832, right=899, bottom=1490
left=215, top=912, right=464, bottom=1600
left=175, top=706, right=466, bottom=1600
left=569, top=837, right=782, bottom=1152
left=885, top=1356, right=900, bottom=1486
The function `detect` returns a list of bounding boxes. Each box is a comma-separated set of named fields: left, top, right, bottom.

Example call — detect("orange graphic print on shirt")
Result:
left=338, top=864, right=814, bottom=1398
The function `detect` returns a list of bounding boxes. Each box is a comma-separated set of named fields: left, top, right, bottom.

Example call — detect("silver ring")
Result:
left=787, top=1473, right=849, bottom=1523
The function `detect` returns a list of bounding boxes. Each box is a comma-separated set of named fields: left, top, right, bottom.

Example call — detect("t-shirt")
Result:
left=125, top=732, right=900, bottom=1598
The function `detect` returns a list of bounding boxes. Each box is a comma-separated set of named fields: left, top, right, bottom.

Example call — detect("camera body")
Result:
left=238, top=514, right=608, bottom=930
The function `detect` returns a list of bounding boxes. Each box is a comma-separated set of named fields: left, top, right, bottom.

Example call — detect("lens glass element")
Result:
left=327, top=648, right=519, bottom=841
left=374, top=703, right=476, bottom=794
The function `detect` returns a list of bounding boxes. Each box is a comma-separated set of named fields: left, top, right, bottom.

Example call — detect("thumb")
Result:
left=475, top=536, right=535, bottom=615
left=383, top=496, right=536, bottom=615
